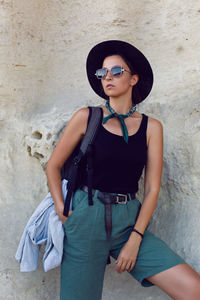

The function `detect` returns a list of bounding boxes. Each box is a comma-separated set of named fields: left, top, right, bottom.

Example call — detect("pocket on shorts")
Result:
left=63, top=189, right=88, bottom=228
left=126, top=197, right=142, bottom=226
left=63, top=209, right=75, bottom=227
left=135, top=198, right=142, bottom=208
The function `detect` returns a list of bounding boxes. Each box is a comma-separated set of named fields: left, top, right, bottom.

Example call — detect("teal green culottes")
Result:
left=60, top=188, right=185, bottom=300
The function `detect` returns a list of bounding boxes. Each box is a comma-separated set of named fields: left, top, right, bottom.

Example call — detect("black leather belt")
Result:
left=80, top=185, right=136, bottom=240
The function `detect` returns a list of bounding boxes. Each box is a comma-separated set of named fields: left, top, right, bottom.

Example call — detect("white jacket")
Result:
left=15, top=179, right=72, bottom=272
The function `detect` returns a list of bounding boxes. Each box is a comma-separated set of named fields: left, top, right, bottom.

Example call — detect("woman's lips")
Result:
left=106, top=84, right=115, bottom=88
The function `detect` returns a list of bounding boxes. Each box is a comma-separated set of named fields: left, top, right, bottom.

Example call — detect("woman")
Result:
left=46, top=40, right=200, bottom=300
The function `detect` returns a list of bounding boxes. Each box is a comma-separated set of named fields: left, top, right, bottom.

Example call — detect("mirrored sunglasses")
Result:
left=95, top=65, right=131, bottom=79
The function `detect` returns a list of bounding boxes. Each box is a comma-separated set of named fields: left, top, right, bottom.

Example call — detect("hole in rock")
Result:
left=46, top=133, right=52, bottom=140
left=32, top=131, right=42, bottom=139
left=27, top=146, right=31, bottom=155
left=33, top=152, right=44, bottom=159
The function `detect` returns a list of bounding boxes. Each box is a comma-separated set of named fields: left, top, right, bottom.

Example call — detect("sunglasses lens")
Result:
left=95, top=68, right=107, bottom=79
left=111, top=66, right=123, bottom=77
left=95, top=66, right=124, bottom=79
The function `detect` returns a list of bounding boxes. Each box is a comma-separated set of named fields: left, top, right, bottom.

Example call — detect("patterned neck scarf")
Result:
left=103, top=100, right=136, bottom=143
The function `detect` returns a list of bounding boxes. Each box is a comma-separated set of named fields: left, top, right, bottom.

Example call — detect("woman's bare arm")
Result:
left=129, top=117, right=163, bottom=240
left=46, top=107, right=89, bottom=223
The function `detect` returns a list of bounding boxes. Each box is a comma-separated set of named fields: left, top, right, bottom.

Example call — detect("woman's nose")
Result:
left=105, top=69, right=113, bottom=80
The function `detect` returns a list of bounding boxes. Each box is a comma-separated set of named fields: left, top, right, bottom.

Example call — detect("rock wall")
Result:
left=0, top=0, right=199, bottom=299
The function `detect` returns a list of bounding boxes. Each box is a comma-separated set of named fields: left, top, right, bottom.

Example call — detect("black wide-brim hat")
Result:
left=86, top=40, right=154, bottom=104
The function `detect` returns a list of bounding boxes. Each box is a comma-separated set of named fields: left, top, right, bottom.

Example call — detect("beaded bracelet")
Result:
left=132, top=228, right=144, bottom=239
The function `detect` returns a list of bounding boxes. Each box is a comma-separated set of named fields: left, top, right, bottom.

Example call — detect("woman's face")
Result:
left=101, top=55, right=139, bottom=99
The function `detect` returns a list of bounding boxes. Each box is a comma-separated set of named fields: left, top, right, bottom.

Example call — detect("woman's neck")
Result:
left=108, top=97, right=133, bottom=115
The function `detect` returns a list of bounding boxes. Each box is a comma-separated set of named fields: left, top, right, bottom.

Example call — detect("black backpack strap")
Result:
left=86, top=144, right=93, bottom=206
left=63, top=106, right=102, bottom=217
left=79, top=106, right=102, bottom=154
left=84, top=106, right=103, bottom=207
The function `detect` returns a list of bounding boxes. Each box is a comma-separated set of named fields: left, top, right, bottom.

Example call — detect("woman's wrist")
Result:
left=55, top=204, right=65, bottom=217
left=128, top=228, right=144, bottom=243
left=132, top=228, right=144, bottom=239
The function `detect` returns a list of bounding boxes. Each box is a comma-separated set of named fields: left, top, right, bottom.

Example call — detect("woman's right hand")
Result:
left=59, top=210, right=73, bottom=224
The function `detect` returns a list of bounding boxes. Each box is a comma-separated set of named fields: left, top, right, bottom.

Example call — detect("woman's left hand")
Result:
left=115, top=234, right=142, bottom=274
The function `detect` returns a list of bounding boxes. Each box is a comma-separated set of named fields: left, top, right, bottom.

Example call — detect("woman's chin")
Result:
left=104, top=90, right=119, bottom=98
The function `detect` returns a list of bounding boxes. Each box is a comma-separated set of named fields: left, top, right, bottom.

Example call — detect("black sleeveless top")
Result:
left=82, top=107, right=148, bottom=194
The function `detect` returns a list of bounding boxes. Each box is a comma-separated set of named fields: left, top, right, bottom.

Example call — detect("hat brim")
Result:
left=86, top=40, right=153, bottom=104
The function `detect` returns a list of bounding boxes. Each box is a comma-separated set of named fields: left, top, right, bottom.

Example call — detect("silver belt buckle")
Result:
left=116, top=194, right=128, bottom=204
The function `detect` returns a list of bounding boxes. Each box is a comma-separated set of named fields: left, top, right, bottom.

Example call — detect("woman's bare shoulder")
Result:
left=147, top=116, right=163, bottom=133
left=144, top=115, right=163, bottom=146
left=70, top=107, right=90, bottom=136
left=146, top=116, right=163, bottom=148
left=73, top=107, right=90, bottom=119
left=133, top=111, right=163, bottom=131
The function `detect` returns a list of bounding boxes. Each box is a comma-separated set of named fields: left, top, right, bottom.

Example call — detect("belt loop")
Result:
left=94, top=188, right=99, bottom=200
left=128, top=193, right=132, bottom=201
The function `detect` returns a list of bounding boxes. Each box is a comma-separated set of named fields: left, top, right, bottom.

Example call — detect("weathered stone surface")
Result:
left=0, top=0, right=199, bottom=299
